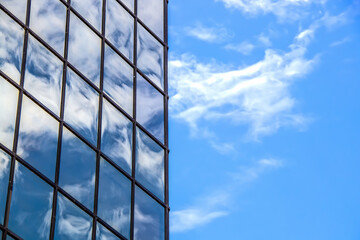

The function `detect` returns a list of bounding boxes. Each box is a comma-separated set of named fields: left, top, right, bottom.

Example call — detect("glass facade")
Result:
left=0, top=0, right=168, bottom=239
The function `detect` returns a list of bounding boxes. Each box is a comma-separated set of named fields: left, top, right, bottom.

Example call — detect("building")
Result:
left=0, top=0, right=169, bottom=239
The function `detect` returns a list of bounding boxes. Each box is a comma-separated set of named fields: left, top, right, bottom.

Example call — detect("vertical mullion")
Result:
left=49, top=0, right=71, bottom=238
left=1, top=0, right=32, bottom=239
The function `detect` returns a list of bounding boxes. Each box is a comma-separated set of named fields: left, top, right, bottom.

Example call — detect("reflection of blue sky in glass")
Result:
left=96, top=222, right=119, bottom=240
left=98, top=158, right=131, bottom=239
left=136, top=128, right=164, bottom=201
left=0, top=149, right=10, bottom=225
left=0, top=10, right=23, bottom=84
left=8, top=161, right=53, bottom=240
left=17, top=96, right=58, bottom=181
left=59, top=128, right=96, bottom=211
left=138, top=0, right=163, bottom=40
left=6, top=234, right=15, bottom=240
left=134, top=186, right=164, bottom=240
left=71, top=0, right=102, bottom=32
left=54, top=193, right=93, bottom=240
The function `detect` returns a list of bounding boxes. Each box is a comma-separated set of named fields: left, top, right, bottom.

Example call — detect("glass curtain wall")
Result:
left=0, top=0, right=169, bottom=239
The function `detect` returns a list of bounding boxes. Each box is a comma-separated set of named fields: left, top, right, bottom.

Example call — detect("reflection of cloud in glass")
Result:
left=101, top=99, right=132, bottom=173
left=0, top=10, right=24, bottom=84
left=68, top=13, right=101, bottom=87
left=137, top=74, right=164, bottom=142
left=96, top=222, right=118, bottom=240
left=98, top=158, right=131, bottom=239
left=0, top=76, right=18, bottom=150
left=64, top=68, right=99, bottom=146
left=138, top=0, right=163, bottom=40
left=103, top=44, right=133, bottom=115
left=25, top=35, right=63, bottom=115
left=30, top=0, right=66, bottom=55
left=137, top=24, right=164, bottom=89
left=71, top=0, right=102, bottom=31
left=106, top=0, right=134, bottom=61
left=134, top=186, right=164, bottom=240
left=0, top=150, right=10, bottom=225
left=55, top=193, right=93, bottom=240
left=1, top=0, right=27, bottom=23
left=17, top=96, right=58, bottom=180
left=136, top=128, right=164, bottom=201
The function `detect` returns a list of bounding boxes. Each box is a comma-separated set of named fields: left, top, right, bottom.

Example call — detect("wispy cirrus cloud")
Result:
left=225, top=41, right=255, bottom=55
left=185, top=23, right=231, bottom=43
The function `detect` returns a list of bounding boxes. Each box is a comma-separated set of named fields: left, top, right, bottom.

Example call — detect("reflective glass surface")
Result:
left=17, top=96, right=59, bottom=180
left=71, top=0, right=102, bottom=32
left=64, top=68, right=99, bottom=146
left=25, top=35, right=63, bottom=115
left=137, top=0, right=163, bottom=40
left=8, top=161, right=53, bottom=240
left=105, top=0, right=134, bottom=61
left=0, top=10, right=24, bottom=84
left=68, top=13, right=101, bottom=87
left=54, top=193, right=93, bottom=240
left=0, top=150, right=10, bottom=225
left=30, top=0, right=66, bottom=55
left=134, top=186, right=164, bottom=240
left=137, top=24, right=164, bottom=89
left=120, top=0, right=133, bottom=12
left=6, top=235, right=15, bottom=240
left=104, top=44, right=133, bottom=115
left=101, top=98, right=132, bottom=174
left=59, top=128, right=96, bottom=211
left=96, top=222, right=120, bottom=240
left=136, top=128, right=164, bottom=201
left=136, top=74, right=164, bottom=142
left=98, top=158, right=131, bottom=238
left=1, top=0, right=27, bottom=23
left=0, top=76, right=18, bottom=150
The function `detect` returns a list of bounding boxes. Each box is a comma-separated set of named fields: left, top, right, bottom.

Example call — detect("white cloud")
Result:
left=258, top=34, right=272, bottom=47
left=185, top=23, right=231, bottom=43
left=225, top=41, right=255, bottom=55
left=330, top=37, right=351, bottom=47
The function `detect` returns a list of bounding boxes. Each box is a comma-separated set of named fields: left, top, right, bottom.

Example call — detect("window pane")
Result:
left=101, top=99, right=132, bottom=174
left=136, top=74, right=164, bottom=142
left=59, top=128, right=96, bottom=211
left=104, top=44, right=133, bottom=115
left=105, top=0, right=134, bottom=61
left=1, top=0, right=27, bottom=23
left=30, top=0, right=66, bottom=55
left=98, top=158, right=131, bottom=239
left=54, top=193, right=93, bottom=240
left=64, top=68, right=99, bottom=146
left=8, top=161, right=53, bottom=240
left=135, top=128, right=164, bottom=201
left=17, top=96, right=58, bottom=180
left=6, top=235, right=15, bottom=240
left=0, top=10, right=23, bottom=84
left=137, top=24, right=164, bottom=89
left=134, top=186, right=164, bottom=240
left=71, top=0, right=102, bottom=31
left=137, top=0, right=163, bottom=40
left=68, top=13, right=101, bottom=87
left=0, top=76, right=18, bottom=150
left=96, top=222, right=120, bottom=240
left=0, top=150, right=11, bottom=225
left=25, top=35, right=63, bottom=115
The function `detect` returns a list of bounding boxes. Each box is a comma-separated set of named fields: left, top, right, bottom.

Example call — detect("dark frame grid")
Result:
left=0, top=0, right=169, bottom=239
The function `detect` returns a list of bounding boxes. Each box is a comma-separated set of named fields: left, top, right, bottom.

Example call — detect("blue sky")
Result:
left=167, top=0, right=360, bottom=239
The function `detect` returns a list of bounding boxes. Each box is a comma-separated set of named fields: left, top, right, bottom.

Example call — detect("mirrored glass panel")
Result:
left=6, top=235, right=15, bottom=240
left=0, top=76, right=18, bottom=150
left=68, top=13, right=101, bottom=87
left=137, top=0, right=163, bottom=40
left=59, top=128, right=96, bottom=211
left=30, top=0, right=66, bottom=55
left=101, top=99, right=132, bottom=174
left=54, top=193, right=93, bottom=240
left=136, top=74, right=164, bottom=142
left=104, top=44, right=133, bottom=115
left=96, top=222, right=120, bottom=240
left=135, top=128, right=164, bottom=201
left=1, top=0, right=27, bottom=23
left=25, top=35, right=63, bottom=115
left=17, top=96, right=58, bottom=180
left=134, top=186, right=164, bottom=240
left=0, top=10, right=24, bottom=84
left=98, top=158, right=131, bottom=238
left=71, top=0, right=102, bottom=32
left=8, top=161, right=53, bottom=240
left=137, top=24, right=164, bottom=89
left=105, top=0, right=134, bottom=61
left=64, top=68, right=99, bottom=146
left=0, top=150, right=11, bottom=225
